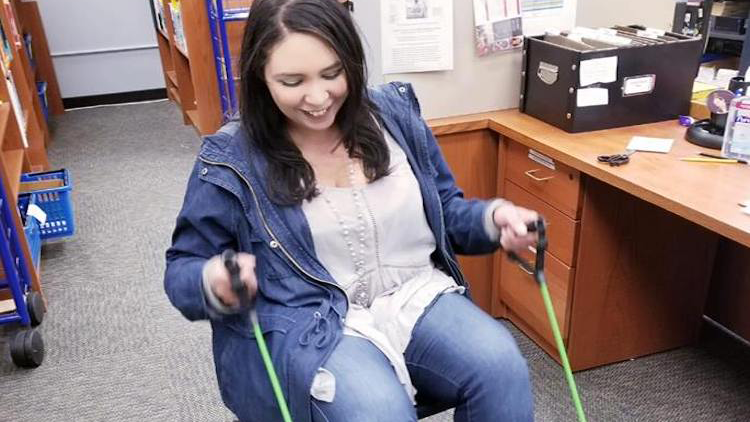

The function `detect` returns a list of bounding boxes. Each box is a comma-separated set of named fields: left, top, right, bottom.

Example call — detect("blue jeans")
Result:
left=311, top=293, right=534, bottom=422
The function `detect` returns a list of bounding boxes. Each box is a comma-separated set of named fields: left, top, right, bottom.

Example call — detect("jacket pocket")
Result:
left=215, top=313, right=295, bottom=421
left=224, top=311, right=296, bottom=339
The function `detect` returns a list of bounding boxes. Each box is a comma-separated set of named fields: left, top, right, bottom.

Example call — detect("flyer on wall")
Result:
left=381, top=0, right=453, bottom=74
left=473, top=0, right=524, bottom=57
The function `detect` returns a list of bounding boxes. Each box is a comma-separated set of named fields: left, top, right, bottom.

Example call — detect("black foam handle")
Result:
left=222, top=249, right=250, bottom=308
left=505, top=217, right=548, bottom=283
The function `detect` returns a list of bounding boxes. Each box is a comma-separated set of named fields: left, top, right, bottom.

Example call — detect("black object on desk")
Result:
left=685, top=112, right=726, bottom=150
left=597, top=150, right=635, bottom=166
left=520, top=26, right=703, bottom=133
left=685, top=77, right=750, bottom=150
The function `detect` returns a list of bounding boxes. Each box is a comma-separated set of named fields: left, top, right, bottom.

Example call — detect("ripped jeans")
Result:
left=310, top=292, right=534, bottom=422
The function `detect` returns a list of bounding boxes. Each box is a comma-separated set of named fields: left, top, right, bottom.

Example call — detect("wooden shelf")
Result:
left=169, top=86, right=181, bottom=106
left=185, top=108, right=199, bottom=126
left=154, top=0, right=238, bottom=135
left=175, top=43, right=189, bottom=60
left=158, top=29, right=169, bottom=40
left=166, top=70, right=179, bottom=88
left=0, top=103, right=10, bottom=143
left=3, top=148, right=24, bottom=201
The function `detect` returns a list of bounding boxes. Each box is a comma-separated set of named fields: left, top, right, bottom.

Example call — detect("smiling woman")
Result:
left=238, top=0, right=389, bottom=205
left=263, top=33, right=348, bottom=142
left=164, top=1, right=539, bottom=422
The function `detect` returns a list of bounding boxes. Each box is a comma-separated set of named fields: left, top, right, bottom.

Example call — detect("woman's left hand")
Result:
left=492, top=203, right=539, bottom=253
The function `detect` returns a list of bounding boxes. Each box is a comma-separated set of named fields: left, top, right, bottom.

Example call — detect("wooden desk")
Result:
left=429, top=110, right=750, bottom=370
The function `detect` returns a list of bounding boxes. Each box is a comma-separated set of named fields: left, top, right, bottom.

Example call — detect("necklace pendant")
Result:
left=353, top=282, right=369, bottom=307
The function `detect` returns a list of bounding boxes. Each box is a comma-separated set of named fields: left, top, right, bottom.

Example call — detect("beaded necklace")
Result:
left=320, top=159, right=373, bottom=307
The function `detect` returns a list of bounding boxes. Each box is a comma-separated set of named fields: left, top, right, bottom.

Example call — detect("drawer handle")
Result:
left=524, top=169, right=554, bottom=182
left=517, top=262, right=534, bottom=275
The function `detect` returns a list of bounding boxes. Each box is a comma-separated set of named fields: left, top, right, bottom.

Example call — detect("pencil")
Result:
left=698, top=152, right=748, bottom=164
left=681, top=157, right=740, bottom=163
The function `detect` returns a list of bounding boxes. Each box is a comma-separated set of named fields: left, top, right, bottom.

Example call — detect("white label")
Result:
left=528, top=149, right=556, bottom=170
left=26, top=204, right=47, bottom=226
left=577, top=87, right=609, bottom=107
left=579, top=56, right=618, bottom=87
left=623, top=75, right=656, bottom=96
left=626, top=136, right=674, bottom=153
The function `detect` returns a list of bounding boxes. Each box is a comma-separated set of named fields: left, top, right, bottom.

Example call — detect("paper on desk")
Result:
left=626, top=136, right=674, bottom=153
left=577, top=87, right=608, bottom=107
left=579, top=56, right=617, bottom=87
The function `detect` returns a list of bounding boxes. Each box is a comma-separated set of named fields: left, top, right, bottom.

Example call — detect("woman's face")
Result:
left=263, top=32, right=348, bottom=136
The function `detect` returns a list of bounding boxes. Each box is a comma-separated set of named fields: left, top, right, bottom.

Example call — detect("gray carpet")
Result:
left=0, top=100, right=748, bottom=421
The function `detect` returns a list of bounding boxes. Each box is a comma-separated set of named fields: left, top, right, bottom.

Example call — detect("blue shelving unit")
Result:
left=205, top=0, right=252, bottom=123
left=0, top=174, right=46, bottom=367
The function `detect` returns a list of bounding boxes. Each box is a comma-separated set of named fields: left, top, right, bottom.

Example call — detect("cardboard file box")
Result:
left=520, top=27, right=703, bottom=133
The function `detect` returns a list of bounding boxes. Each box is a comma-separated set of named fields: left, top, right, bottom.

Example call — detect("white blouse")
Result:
left=302, top=133, right=464, bottom=403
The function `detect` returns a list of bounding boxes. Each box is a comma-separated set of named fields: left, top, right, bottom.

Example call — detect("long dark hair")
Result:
left=239, top=0, right=389, bottom=205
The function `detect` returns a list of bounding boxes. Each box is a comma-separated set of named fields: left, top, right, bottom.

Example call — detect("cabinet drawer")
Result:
left=504, top=180, right=580, bottom=267
left=505, top=140, right=582, bottom=219
left=499, top=250, right=573, bottom=346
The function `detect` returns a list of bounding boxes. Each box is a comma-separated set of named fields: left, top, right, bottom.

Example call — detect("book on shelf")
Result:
left=0, top=20, right=12, bottom=69
left=5, top=71, right=28, bottom=148
left=170, top=0, right=188, bottom=54
left=152, top=0, right=167, bottom=34
left=2, top=0, right=21, bottom=48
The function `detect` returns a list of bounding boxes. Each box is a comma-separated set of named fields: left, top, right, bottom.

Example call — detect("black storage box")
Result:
left=520, top=27, right=703, bottom=133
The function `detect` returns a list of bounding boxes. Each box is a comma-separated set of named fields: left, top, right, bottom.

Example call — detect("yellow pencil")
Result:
left=680, top=157, right=740, bottom=163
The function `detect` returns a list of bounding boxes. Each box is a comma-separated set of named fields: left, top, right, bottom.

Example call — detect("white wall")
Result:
left=37, top=0, right=672, bottom=111
left=354, top=0, right=577, bottom=119
left=36, top=0, right=164, bottom=98
left=576, top=0, right=676, bottom=32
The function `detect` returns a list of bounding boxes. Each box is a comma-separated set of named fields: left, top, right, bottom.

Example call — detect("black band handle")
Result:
left=505, top=217, right=547, bottom=282
left=222, top=249, right=250, bottom=308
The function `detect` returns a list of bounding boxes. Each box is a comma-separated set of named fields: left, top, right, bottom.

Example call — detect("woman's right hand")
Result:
left=204, top=252, right=258, bottom=308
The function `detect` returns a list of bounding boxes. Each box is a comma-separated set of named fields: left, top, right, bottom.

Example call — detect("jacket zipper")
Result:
left=420, top=145, right=466, bottom=286
left=435, top=189, right=467, bottom=286
left=198, top=157, right=352, bottom=308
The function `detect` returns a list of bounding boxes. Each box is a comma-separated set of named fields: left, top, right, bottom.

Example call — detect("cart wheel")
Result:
left=27, top=291, right=45, bottom=327
left=10, top=329, right=44, bottom=368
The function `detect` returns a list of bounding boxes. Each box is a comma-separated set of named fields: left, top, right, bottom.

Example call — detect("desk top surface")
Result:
left=428, top=110, right=750, bottom=248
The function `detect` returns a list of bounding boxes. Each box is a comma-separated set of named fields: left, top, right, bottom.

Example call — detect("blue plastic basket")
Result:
left=17, top=193, right=41, bottom=269
left=19, top=169, right=74, bottom=240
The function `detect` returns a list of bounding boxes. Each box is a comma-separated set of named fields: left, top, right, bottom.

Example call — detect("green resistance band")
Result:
left=223, top=250, right=293, bottom=422
left=508, top=219, right=587, bottom=422
left=251, top=309, right=293, bottom=422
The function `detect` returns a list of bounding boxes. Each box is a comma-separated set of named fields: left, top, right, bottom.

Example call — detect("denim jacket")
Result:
left=164, top=82, right=501, bottom=422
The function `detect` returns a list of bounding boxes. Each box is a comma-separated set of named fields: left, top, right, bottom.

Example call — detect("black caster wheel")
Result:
left=10, top=329, right=45, bottom=368
left=27, top=291, right=46, bottom=327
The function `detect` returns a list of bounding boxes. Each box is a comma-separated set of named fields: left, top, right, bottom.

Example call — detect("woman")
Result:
left=165, top=0, right=537, bottom=421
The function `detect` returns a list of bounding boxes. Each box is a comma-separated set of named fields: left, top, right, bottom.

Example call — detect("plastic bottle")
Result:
left=722, top=95, right=750, bottom=161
